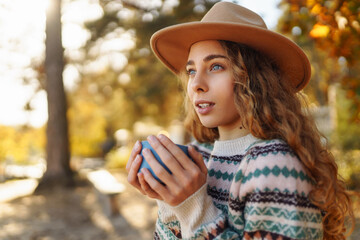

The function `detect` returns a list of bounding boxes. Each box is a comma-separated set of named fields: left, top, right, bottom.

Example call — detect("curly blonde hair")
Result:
left=181, top=40, right=354, bottom=239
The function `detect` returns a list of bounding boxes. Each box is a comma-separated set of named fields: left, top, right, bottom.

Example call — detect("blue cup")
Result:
left=138, top=141, right=191, bottom=183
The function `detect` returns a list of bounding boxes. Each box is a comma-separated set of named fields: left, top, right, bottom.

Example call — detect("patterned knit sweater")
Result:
left=154, top=134, right=323, bottom=239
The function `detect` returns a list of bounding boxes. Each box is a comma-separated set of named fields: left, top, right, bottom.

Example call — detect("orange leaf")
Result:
left=310, top=23, right=330, bottom=38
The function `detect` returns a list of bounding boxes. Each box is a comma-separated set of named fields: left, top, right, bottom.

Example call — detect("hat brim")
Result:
left=151, top=22, right=311, bottom=91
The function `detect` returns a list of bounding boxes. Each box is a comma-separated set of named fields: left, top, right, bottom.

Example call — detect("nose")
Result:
left=190, top=71, right=208, bottom=93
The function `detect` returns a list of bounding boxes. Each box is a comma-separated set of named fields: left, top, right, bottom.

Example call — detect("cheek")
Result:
left=187, top=82, right=193, bottom=101
left=223, top=85, right=237, bottom=108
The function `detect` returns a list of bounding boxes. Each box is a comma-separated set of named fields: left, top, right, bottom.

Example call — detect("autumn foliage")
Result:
left=279, top=0, right=360, bottom=121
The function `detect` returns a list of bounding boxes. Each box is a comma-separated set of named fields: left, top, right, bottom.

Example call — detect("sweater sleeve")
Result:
left=168, top=184, right=227, bottom=238
left=229, top=142, right=324, bottom=240
left=154, top=141, right=245, bottom=239
left=155, top=183, right=244, bottom=239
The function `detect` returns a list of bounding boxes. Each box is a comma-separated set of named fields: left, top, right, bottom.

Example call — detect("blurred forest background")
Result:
left=0, top=0, right=359, bottom=239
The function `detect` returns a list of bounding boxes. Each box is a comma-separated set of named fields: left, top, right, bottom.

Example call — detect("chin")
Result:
left=199, top=120, right=218, bottom=129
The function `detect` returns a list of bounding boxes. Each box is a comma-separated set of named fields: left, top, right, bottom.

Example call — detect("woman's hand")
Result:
left=137, top=134, right=208, bottom=206
left=126, top=140, right=148, bottom=195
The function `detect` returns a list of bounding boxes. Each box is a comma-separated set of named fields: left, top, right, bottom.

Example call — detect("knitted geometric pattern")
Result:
left=154, top=135, right=323, bottom=239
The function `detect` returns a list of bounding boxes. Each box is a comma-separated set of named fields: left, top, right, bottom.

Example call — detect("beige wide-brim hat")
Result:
left=150, top=1, right=311, bottom=91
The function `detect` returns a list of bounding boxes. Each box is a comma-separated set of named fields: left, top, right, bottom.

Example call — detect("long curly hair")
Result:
left=180, top=40, right=354, bottom=239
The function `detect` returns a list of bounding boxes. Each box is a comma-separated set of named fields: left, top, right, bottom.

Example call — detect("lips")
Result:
left=195, top=100, right=215, bottom=114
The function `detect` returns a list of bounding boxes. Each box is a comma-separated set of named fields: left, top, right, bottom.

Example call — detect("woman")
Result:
left=127, top=2, right=354, bottom=239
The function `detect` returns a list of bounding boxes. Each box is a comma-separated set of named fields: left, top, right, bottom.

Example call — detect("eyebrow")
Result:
left=186, top=54, right=229, bottom=67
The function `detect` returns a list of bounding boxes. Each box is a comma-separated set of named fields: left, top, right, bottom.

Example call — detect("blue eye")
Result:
left=187, top=69, right=196, bottom=76
left=211, top=64, right=223, bottom=71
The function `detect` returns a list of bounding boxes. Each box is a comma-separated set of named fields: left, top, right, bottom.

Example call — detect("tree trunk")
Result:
left=36, top=0, right=73, bottom=191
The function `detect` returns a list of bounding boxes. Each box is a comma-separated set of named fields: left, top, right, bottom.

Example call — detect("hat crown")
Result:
left=150, top=1, right=311, bottom=91
left=201, top=2, right=267, bottom=29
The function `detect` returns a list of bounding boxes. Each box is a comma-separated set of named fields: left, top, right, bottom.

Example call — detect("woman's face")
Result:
left=186, top=40, right=242, bottom=133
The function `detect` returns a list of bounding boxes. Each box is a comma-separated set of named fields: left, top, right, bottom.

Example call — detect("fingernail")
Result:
left=136, top=140, right=141, bottom=149
left=158, top=134, right=166, bottom=140
left=143, top=148, right=151, bottom=156
left=148, top=135, right=156, bottom=142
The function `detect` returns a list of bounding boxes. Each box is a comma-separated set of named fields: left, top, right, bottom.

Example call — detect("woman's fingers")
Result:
left=131, top=135, right=207, bottom=206
left=188, top=145, right=207, bottom=174
left=142, top=147, right=174, bottom=185
left=140, top=168, right=180, bottom=203
left=126, top=140, right=142, bottom=172
left=155, top=134, right=195, bottom=171
left=147, top=135, right=185, bottom=176
left=127, top=154, right=143, bottom=189
left=138, top=171, right=162, bottom=199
